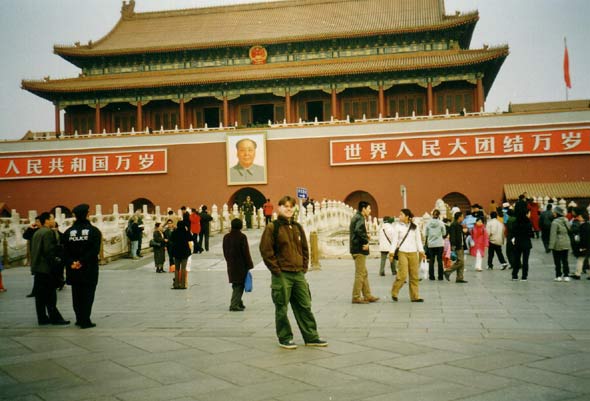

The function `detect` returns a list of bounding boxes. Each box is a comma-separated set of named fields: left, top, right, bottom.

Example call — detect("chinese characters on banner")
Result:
left=0, top=149, right=167, bottom=180
left=331, top=128, right=590, bottom=165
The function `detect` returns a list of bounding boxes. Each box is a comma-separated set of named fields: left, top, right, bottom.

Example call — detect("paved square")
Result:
left=1, top=230, right=589, bottom=401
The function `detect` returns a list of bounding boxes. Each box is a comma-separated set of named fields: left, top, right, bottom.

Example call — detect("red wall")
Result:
left=1, top=135, right=588, bottom=217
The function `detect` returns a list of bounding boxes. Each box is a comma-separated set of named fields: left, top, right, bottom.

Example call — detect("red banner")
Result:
left=331, top=128, right=590, bottom=165
left=0, top=149, right=167, bottom=180
left=564, top=45, right=572, bottom=89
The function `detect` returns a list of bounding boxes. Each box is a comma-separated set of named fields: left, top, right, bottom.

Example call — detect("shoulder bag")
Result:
left=393, top=226, right=412, bottom=260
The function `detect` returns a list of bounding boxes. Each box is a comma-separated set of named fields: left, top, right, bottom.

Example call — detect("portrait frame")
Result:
left=226, top=132, right=267, bottom=185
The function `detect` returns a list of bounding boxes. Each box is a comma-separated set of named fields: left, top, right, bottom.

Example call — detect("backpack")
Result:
left=126, top=220, right=133, bottom=238
left=271, top=219, right=305, bottom=256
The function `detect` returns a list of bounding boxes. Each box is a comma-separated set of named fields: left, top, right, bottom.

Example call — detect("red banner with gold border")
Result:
left=331, top=128, right=590, bottom=165
left=0, top=149, right=167, bottom=180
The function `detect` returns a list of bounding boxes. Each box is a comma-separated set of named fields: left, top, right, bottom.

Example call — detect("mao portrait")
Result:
left=226, top=132, right=267, bottom=185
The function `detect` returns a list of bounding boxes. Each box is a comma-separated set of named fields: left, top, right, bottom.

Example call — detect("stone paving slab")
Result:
left=1, top=229, right=590, bottom=401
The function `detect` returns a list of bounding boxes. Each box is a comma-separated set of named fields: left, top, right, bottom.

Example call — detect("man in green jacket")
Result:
left=31, top=212, right=69, bottom=325
left=260, top=195, right=327, bottom=349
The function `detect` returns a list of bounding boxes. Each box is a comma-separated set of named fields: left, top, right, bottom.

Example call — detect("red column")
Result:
left=427, top=82, right=433, bottom=115
left=179, top=99, right=185, bottom=130
left=378, top=85, right=385, bottom=117
left=95, top=104, right=101, bottom=134
left=223, top=96, right=229, bottom=127
left=285, top=91, right=291, bottom=123
left=54, top=104, right=60, bottom=136
left=136, top=101, right=143, bottom=132
left=476, top=78, right=484, bottom=112
left=331, top=89, right=338, bottom=119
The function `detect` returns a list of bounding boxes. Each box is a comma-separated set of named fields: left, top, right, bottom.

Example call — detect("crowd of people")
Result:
left=365, top=195, right=590, bottom=307
left=7, top=193, right=589, bottom=351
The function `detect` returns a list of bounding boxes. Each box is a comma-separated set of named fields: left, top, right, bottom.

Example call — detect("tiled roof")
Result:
left=504, top=182, right=590, bottom=200
left=54, top=0, right=479, bottom=57
left=23, top=47, right=507, bottom=95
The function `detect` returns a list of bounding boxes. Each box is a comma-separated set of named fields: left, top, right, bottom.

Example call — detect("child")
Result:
left=443, top=233, right=452, bottom=270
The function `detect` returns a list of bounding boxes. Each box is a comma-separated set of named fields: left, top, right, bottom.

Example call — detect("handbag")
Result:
left=244, top=271, right=253, bottom=292
left=149, top=239, right=160, bottom=248
left=393, top=226, right=412, bottom=260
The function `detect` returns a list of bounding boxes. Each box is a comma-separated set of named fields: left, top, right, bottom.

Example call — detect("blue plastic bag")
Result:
left=244, top=271, right=253, bottom=292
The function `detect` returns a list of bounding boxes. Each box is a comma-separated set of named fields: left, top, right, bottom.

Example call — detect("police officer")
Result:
left=63, top=204, right=102, bottom=329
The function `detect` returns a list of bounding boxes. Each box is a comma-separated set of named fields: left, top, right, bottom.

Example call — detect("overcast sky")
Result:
left=0, top=0, right=588, bottom=141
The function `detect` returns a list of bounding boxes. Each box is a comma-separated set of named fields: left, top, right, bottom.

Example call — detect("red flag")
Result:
left=564, top=44, right=572, bottom=89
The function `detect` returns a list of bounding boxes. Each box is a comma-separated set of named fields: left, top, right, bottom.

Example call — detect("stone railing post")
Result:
left=310, top=231, right=321, bottom=270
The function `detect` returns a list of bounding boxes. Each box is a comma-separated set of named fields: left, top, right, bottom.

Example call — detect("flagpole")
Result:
left=563, top=36, right=569, bottom=102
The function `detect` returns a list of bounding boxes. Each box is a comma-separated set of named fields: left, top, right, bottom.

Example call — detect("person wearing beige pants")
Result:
left=389, top=209, right=426, bottom=302
left=349, top=201, right=379, bottom=304
left=391, top=251, right=420, bottom=301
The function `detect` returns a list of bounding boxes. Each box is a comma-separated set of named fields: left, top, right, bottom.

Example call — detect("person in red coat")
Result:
left=223, top=218, right=254, bottom=311
left=189, top=208, right=202, bottom=253
left=527, top=199, right=541, bottom=238
left=470, top=217, right=489, bottom=271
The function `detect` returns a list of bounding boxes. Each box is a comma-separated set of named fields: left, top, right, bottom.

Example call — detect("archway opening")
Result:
left=50, top=205, right=72, bottom=219
left=130, top=198, right=155, bottom=214
left=228, top=187, right=266, bottom=210
left=344, top=190, right=379, bottom=217
left=442, top=192, right=471, bottom=215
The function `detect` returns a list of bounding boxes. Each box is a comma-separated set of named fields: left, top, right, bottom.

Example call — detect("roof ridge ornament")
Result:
left=121, top=0, right=135, bottom=19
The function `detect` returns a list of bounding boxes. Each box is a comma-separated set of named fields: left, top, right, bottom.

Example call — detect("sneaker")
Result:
left=570, top=275, right=581, bottom=280
left=554, top=277, right=563, bottom=282
left=501, top=264, right=508, bottom=270
left=563, top=276, right=571, bottom=282
left=512, top=278, right=519, bottom=281
left=305, top=339, right=328, bottom=347
left=278, top=339, right=297, bottom=349
left=487, top=266, right=493, bottom=270
left=475, top=268, right=483, bottom=272
left=520, top=279, right=528, bottom=282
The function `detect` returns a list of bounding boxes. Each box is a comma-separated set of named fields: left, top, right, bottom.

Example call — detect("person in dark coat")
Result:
left=170, top=220, right=192, bottom=289
left=510, top=208, right=534, bottom=281
left=199, top=205, right=213, bottom=252
left=223, top=219, right=254, bottom=311
left=63, top=204, right=102, bottom=329
left=152, top=222, right=166, bottom=273
left=23, top=217, right=40, bottom=297
left=31, top=212, right=69, bottom=325
left=163, top=219, right=175, bottom=270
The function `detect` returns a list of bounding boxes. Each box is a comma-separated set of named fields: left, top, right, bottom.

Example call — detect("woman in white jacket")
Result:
left=378, top=217, right=396, bottom=276
left=389, top=209, right=426, bottom=302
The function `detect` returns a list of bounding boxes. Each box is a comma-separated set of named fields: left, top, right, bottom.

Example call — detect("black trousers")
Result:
left=230, top=283, right=245, bottom=309
left=33, top=273, right=64, bottom=323
left=166, top=247, right=174, bottom=267
left=488, top=243, right=507, bottom=267
left=512, top=247, right=530, bottom=280
left=428, top=247, right=444, bottom=279
left=552, top=250, right=570, bottom=277
left=506, top=241, right=515, bottom=268
left=71, top=282, right=97, bottom=326
left=192, top=233, right=201, bottom=252
left=198, top=230, right=209, bottom=251
left=541, top=228, right=551, bottom=252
